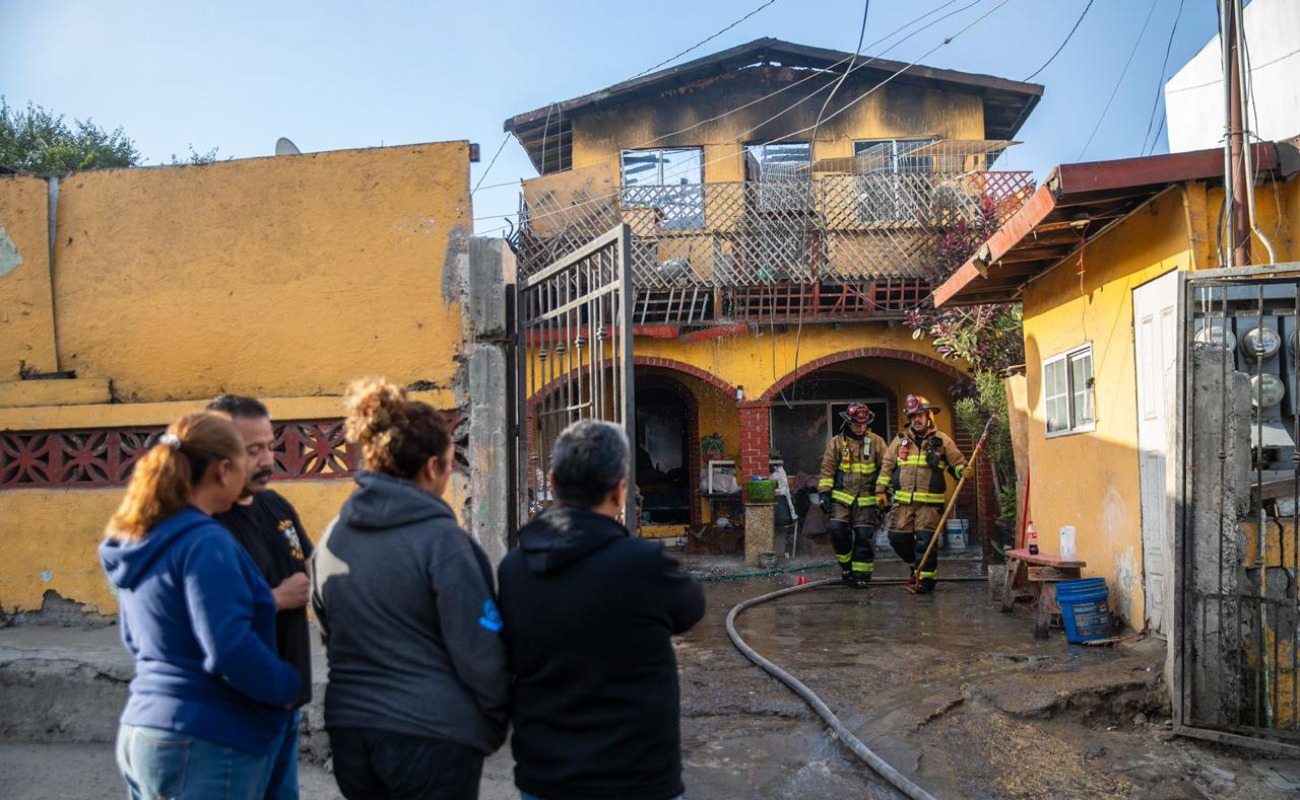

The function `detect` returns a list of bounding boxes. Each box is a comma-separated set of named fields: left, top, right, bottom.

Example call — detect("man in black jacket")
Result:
left=208, top=395, right=312, bottom=800
left=498, top=420, right=705, bottom=800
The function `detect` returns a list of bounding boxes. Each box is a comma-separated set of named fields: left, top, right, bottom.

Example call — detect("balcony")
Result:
left=515, top=141, right=1034, bottom=325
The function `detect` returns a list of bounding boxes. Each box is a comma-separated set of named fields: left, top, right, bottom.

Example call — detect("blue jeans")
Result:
left=116, top=723, right=276, bottom=800
left=263, top=711, right=301, bottom=800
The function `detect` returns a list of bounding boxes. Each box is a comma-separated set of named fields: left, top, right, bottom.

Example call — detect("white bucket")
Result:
left=945, top=519, right=969, bottom=549
left=1059, top=525, right=1078, bottom=561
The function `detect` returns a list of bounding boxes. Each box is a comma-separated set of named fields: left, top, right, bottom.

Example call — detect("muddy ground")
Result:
left=677, top=557, right=1294, bottom=800
left=3, top=554, right=1297, bottom=800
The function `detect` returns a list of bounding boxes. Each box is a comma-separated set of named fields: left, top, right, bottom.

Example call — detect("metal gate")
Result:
left=1176, top=264, right=1300, bottom=754
left=514, top=224, right=636, bottom=527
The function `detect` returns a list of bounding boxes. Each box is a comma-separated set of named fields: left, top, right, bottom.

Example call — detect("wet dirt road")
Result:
left=677, top=559, right=1292, bottom=800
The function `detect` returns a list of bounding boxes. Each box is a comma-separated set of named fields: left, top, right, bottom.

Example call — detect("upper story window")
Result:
left=853, top=138, right=938, bottom=174
left=744, top=142, right=811, bottom=181
left=1043, top=344, right=1096, bottom=436
left=745, top=142, right=811, bottom=214
left=852, top=138, right=938, bottom=223
left=620, top=148, right=704, bottom=230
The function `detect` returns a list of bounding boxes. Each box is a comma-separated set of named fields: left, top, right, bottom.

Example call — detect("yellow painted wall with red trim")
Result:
left=0, top=143, right=473, bottom=616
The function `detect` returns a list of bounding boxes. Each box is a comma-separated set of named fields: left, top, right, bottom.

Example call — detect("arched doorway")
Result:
left=634, top=379, right=696, bottom=526
left=769, top=372, right=897, bottom=486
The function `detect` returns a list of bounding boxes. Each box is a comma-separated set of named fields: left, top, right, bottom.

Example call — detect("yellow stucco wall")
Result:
left=569, top=68, right=986, bottom=182
left=634, top=321, right=965, bottom=400
left=0, top=392, right=459, bottom=616
left=0, top=175, right=58, bottom=379
left=1020, top=176, right=1300, bottom=629
left=529, top=322, right=966, bottom=413
left=46, top=142, right=471, bottom=402
left=0, top=143, right=475, bottom=616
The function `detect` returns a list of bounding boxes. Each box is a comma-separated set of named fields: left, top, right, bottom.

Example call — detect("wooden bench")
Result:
left=1000, top=548, right=1087, bottom=639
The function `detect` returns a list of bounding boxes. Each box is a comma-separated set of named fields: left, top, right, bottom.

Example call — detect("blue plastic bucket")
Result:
left=1056, top=578, right=1111, bottom=643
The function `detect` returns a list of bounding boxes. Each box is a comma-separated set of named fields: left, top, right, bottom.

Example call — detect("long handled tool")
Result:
left=904, top=417, right=995, bottom=594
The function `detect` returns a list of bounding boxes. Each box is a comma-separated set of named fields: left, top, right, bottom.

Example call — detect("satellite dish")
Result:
left=275, top=137, right=301, bottom=156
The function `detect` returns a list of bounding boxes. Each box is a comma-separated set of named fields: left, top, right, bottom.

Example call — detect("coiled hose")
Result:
left=724, top=575, right=985, bottom=800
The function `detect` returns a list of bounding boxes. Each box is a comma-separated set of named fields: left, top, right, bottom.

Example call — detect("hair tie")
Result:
left=158, top=433, right=182, bottom=450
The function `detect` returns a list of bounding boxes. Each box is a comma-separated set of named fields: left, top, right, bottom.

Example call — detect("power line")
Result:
left=1023, top=0, right=1096, bottom=82
left=1077, top=0, right=1160, bottom=161
left=472, top=133, right=513, bottom=194
left=474, top=0, right=993, bottom=226
left=810, top=0, right=871, bottom=151
left=628, top=0, right=781, bottom=81
left=472, top=1, right=955, bottom=196
left=1141, top=0, right=1185, bottom=157
left=1165, top=46, right=1300, bottom=95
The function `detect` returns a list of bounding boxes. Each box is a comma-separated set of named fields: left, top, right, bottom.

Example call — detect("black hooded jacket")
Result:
left=497, top=507, right=705, bottom=800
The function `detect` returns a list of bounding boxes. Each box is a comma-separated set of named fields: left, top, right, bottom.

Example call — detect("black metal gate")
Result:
left=514, top=224, right=636, bottom=527
left=1176, top=265, right=1300, bottom=754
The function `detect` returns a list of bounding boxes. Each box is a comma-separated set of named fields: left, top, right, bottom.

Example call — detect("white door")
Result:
left=1133, top=270, right=1180, bottom=634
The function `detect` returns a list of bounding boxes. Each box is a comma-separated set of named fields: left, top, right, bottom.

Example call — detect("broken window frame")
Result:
left=1043, top=343, right=1096, bottom=437
left=620, top=147, right=705, bottom=230
left=744, top=141, right=812, bottom=214
left=852, top=137, right=938, bottom=223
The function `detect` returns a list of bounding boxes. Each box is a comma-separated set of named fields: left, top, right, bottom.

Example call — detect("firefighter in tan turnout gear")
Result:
left=876, top=395, right=968, bottom=594
left=818, top=404, right=887, bottom=588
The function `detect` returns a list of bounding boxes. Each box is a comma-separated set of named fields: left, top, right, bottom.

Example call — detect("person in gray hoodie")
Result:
left=312, top=378, right=508, bottom=800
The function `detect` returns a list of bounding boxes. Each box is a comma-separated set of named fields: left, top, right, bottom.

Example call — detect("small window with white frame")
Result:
left=1043, top=344, right=1095, bottom=436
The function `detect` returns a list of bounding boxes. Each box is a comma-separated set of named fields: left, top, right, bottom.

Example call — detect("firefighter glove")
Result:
left=820, top=494, right=832, bottom=514
left=875, top=492, right=888, bottom=509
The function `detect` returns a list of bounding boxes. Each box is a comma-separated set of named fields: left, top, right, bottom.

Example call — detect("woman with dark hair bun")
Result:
left=312, top=377, right=509, bottom=800
left=100, top=411, right=301, bottom=800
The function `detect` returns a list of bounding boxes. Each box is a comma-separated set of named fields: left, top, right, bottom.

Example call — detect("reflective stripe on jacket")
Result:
left=876, top=428, right=967, bottom=505
left=818, top=431, right=887, bottom=506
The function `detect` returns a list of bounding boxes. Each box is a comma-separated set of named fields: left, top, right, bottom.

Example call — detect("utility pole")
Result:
left=1223, top=0, right=1251, bottom=266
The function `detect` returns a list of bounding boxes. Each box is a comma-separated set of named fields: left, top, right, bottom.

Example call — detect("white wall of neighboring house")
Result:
left=1164, top=0, right=1300, bottom=153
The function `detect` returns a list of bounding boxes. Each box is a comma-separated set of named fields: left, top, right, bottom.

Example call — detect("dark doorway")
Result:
left=635, top=386, right=691, bottom=525
left=770, top=372, right=893, bottom=483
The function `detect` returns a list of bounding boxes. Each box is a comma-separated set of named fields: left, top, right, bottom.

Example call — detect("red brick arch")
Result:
left=760, top=347, right=967, bottom=401
left=755, top=346, right=992, bottom=552
left=531, top=356, right=738, bottom=401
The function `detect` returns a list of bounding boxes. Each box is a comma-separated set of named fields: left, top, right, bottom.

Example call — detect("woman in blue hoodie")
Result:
left=100, top=411, right=302, bottom=800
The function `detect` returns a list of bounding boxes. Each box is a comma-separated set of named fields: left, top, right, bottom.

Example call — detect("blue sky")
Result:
left=1, top=0, right=1224, bottom=234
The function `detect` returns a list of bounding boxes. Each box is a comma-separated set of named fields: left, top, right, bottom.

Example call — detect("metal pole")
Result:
left=1226, top=0, right=1252, bottom=267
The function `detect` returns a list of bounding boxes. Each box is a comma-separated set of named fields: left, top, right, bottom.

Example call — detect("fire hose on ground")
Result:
left=724, top=575, right=986, bottom=800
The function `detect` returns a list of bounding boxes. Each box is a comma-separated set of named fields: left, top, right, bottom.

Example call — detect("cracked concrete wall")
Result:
left=463, top=238, right=512, bottom=567
left=1184, top=345, right=1251, bottom=727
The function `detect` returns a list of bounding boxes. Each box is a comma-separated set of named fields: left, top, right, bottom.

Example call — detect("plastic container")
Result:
left=945, top=519, right=969, bottom=549
left=1059, top=525, right=1078, bottom=562
left=748, top=479, right=777, bottom=503
left=1056, top=578, right=1112, bottom=643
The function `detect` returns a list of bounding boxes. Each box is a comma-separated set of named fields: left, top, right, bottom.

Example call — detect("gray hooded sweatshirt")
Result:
left=311, top=471, right=508, bottom=754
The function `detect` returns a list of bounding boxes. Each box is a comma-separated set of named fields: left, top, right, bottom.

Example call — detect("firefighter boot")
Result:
left=849, top=525, right=875, bottom=588
left=828, top=518, right=853, bottom=584
left=914, top=529, right=939, bottom=593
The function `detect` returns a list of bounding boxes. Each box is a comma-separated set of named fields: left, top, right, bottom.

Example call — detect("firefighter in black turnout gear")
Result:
left=819, top=404, right=887, bottom=588
left=876, top=395, right=968, bottom=594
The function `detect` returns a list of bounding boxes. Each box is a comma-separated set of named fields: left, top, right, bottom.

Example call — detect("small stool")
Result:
left=1000, top=548, right=1087, bottom=639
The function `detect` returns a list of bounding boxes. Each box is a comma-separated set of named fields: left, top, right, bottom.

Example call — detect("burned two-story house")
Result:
left=505, top=38, right=1041, bottom=544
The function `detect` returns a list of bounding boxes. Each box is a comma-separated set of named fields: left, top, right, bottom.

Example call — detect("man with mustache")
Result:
left=209, top=395, right=313, bottom=800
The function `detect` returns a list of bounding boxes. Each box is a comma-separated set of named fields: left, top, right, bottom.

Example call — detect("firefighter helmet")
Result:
left=839, top=403, right=875, bottom=426
left=903, top=394, right=941, bottom=420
